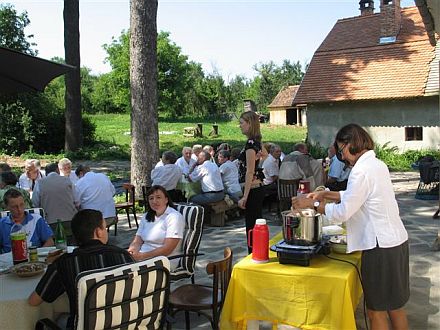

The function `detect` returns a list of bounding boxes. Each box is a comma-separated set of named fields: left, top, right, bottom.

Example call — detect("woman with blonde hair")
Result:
left=237, top=111, right=265, bottom=253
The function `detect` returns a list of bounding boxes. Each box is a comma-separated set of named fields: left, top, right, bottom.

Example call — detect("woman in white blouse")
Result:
left=292, top=123, right=409, bottom=330
left=128, top=185, right=184, bottom=269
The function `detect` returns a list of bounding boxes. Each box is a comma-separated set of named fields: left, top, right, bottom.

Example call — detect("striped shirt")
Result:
left=35, top=240, right=134, bottom=329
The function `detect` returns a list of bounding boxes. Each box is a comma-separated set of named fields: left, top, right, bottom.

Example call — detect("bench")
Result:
left=183, top=127, right=196, bottom=137
left=206, top=199, right=238, bottom=226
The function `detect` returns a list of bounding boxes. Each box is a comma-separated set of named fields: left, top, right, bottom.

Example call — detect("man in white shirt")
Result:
left=58, top=158, right=79, bottom=185
left=191, top=144, right=203, bottom=162
left=32, top=163, right=78, bottom=232
left=189, top=151, right=224, bottom=205
left=217, top=150, right=242, bottom=202
left=176, top=147, right=196, bottom=176
left=151, top=151, right=183, bottom=202
left=74, top=165, right=117, bottom=228
left=263, top=144, right=281, bottom=186
left=18, top=159, right=45, bottom=194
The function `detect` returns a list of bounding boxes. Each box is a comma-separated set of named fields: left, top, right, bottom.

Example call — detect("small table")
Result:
left=220, top=233, right=363, bottom=330
left=0, top=251, right=69, bottom=329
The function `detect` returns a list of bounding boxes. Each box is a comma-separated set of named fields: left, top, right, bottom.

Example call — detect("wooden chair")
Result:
left=36, top=256, right=171, bottom=330
left=167, top=247, right=233, bottom=330
left=277, top=179, right=300, bottom=212
left=114, top=183, right=138, bottom=229
left=141, top=185, right=151, bottom=213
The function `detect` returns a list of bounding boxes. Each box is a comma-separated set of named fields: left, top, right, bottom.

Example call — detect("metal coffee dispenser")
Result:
left=271, top=209, right=330, bottom=266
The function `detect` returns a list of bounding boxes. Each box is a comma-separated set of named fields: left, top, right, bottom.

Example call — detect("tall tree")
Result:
left=64, top=0, right=82, bottom=151
left=130, top=0, right=159, bottom=192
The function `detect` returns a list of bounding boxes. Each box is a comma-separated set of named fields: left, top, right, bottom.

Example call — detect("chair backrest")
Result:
left=122, top=183, right=135, bottom=205
left=207, top=247, right=233, bottom=313
left=76, top=256, right=170, bottom=330
left=0, top=207, right=45, bottom=219
left=277, top=179, right=300, bottom=211
left=141, top=185, right=151, bottom=212
left=172, top=202, right=205, bottom=281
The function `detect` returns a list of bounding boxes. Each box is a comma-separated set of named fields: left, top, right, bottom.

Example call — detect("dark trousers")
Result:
left=245, top=185, right=266, bottom=254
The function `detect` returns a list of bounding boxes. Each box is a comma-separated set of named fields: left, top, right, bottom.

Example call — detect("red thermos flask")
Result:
left=248, top=219, right=269, bottom=263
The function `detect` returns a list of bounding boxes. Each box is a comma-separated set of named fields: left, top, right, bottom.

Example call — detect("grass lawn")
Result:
left=88, top=113, right=308, bottom=155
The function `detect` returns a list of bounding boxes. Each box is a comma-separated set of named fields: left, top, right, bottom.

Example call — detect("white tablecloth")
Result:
left=0, top=253, right=69, bottom=330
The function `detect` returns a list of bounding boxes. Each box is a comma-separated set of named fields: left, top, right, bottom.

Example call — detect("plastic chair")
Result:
left=167, top=247, right=233, bottom=330
left=36, top=256, right=171, bottom=330
left=115, top=183, right=138, bottom=229
left=277, top=179, right=300, bottom=212
left=170, top=202, right=205, bottom=283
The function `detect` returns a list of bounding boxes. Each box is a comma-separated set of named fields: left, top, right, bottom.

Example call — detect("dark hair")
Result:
left=3, top=188, right=24, bottom=206
left=200, top=150, right=211, bottom=162
left=218, top=149, right=231, bottom=159
left=162, top=151, right=178, bottom=164
left=335, top=123, right=374, bottom=155
left=145, top=185, right=175, bottom=222
left=75, top=164, right=90, bottom=177
left=71, top=209, right=104, bottom=245
left=0, top=171, right=18, bottom=186
left=230, top=148, right=241, bottom=161
left=45, top=163, right=59, bottom=175
left=0, top=163, right=11, bottom=173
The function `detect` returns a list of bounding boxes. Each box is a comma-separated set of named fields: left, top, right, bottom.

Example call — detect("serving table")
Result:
left=0, top=250, right=69, bottom=329
left=220, top=233, right=363, bottom=330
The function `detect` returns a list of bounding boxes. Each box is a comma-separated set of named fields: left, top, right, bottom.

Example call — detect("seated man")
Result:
left=176, top=146, right=196, bottom=176
left=28, top=209, right=134, bottom=329
left=263, top=144, right=281, bottom=195
left=151, top=151, right=183, bottom=202
left=32, top=163, right=78, bottom=231
left=191, top=144, right=203, bottom=162
left=0, top=162, right=12, bottom=174
left=0, top=189, right=53, bottom=253
left=58, top=158, right=79, bottom=185
left=189, top=151, right=225, bottom=205
left=279, top=143, right=323, bottom=190
left=325, top=145, right=351, bottom=191
left=0, top=171, right=32, bottom=211
left=218, top=150, right=242, bottom=202
left=74, top=165, right=117, bottom=228
left=18, top=159, right=45, bottom=194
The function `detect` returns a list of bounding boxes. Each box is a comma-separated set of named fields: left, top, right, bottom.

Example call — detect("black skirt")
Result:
left=361, top=240, right=410, bottom=311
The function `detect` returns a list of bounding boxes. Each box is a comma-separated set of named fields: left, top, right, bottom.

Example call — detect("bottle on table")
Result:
left=10, top=223, right=28, bottom=265
left=55, top=219, right=67, bottom=252
left=248, top=219, right=269, bottom=263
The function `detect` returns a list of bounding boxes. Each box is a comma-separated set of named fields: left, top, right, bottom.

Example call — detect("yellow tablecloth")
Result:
left=220, top=233, right=363, bottom=330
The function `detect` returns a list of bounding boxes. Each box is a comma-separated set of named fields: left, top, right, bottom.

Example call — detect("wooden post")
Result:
left=195, top=123, right=203, bottom=137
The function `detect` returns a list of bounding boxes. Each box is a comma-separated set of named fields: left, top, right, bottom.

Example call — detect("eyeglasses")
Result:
left=337, top=144, right=347, bottom=157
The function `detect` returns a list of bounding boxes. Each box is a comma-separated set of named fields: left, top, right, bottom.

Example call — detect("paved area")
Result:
left=109, top=171, right=439, bottom=329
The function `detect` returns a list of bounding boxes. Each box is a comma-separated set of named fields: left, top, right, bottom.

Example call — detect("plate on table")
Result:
left=37, top=246, right=57, bottom=257
left=11, top=262, right=46, bottom=277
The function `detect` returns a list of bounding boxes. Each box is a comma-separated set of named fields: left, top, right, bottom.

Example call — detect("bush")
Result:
left=0, top=94, right=96, bottom=155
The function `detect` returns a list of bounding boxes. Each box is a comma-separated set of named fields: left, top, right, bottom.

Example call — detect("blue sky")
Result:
left=6, top=0, right=415, bottom=81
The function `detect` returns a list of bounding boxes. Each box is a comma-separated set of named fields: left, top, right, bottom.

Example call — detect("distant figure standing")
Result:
left=237, top=111, right=265, bottom=254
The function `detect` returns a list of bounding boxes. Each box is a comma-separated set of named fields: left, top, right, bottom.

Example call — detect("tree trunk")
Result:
left=64, top=0, right=82, bottom=151
left=130, top=0, right=159, bottom=195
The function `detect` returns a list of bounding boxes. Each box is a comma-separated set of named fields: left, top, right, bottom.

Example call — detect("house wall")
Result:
left=269, top=109, right=287, bottom=125
left=307, top=97, right=440, bottom=151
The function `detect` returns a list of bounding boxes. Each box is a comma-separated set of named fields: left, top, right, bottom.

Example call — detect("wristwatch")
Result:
left=313, top=201, right=320, bottom=212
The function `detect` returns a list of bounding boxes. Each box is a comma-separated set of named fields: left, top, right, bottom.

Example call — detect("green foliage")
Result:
left=0, top=4, right=36, bottom=55
left=375, top=142, right=440, bottom=171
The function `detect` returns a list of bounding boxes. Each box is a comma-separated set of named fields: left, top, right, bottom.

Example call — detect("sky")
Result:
left=5, top=0, right=415, bottom=81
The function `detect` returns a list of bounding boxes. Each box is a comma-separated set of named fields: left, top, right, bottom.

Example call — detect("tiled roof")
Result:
left=268, top=85, right=299, bottom=108
left=294, top=7, right=438, bottom=105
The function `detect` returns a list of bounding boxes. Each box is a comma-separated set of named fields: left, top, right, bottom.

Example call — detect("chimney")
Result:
left=379, top=0, right=401, bottom=41
left=359, top=0, right=374, bottom=16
